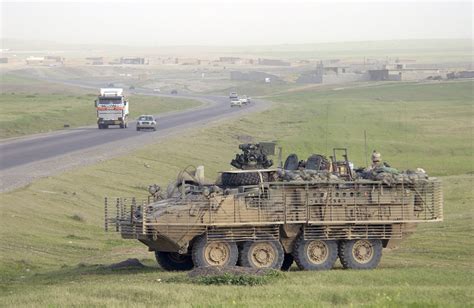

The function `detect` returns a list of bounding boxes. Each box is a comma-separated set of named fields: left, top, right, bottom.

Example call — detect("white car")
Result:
left=230, top=98, right=242, bottom=107
left=136, top=115, right=157, bottom=131
left=240, top=95, right=250, bottom=105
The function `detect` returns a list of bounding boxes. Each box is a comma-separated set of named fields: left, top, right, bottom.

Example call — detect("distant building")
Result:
left=447, top=71, right=474, bottom=79
left=0, top=57, right=8, bottom=64
left=86, top=57, right=104, bottom=65
left=120, top=57, right=147, bottom=65
left=257, top=58, right=290, bottom=66
left=219, top=57, right=240, bottom=64
left=45, top=55, right=64, bottom=63
left=297, top=62, right=368, bottom=84
left=26, top=56, right=45, bottom=65
left=368, top=69, right=402, bottom=81
left=323, top=66, right=348, bottom=74
left=368, top=69, right=389, bottom=81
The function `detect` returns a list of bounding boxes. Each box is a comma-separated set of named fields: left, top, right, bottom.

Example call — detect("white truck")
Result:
left=95, top=88, right=129, bottom=129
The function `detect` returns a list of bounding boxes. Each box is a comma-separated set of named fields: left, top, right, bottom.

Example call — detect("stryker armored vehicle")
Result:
left=105, top=143, right=443, bottom=271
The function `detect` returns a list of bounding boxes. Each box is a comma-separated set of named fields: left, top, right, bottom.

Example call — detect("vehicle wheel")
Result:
left=98, top=124, right=102, bottom=129
left=155, top=251, right=193, bottom=271
left=239, top=241, right=284, bottom=269
left=153, top=127, right=156, bottom=131
left=281, top=253, right=294, bottom=271
left=221, top=172, right=268, bottom=187
left=306, top=154, right=330, bottom=171
left=104, top=125, right=109, bottom=129
left=120, top=123, right=125, bottom=128
left=293, top=235, right=338, bottom=270
left=124, top=122, right=128, bottom=128
left=136, top=127, right=140, bottom=131
left=338, top=239, right=383, bottom=270
left=192, top=235, right=238, bottom=268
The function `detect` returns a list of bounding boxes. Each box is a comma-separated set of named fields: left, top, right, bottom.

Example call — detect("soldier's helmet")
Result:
left=371, top=151, right=381, bottom=163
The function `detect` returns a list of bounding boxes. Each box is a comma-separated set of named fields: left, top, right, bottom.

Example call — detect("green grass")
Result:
left=0, top=92, right=201, bottom=139
left=0, top=80, right=473, bottom=306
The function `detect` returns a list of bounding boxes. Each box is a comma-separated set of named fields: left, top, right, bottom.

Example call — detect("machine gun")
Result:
left=230, top=142, right=275, bottom=170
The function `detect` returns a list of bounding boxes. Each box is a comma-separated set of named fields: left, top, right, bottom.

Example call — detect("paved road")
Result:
left=0, top=83, right=268, bottom=191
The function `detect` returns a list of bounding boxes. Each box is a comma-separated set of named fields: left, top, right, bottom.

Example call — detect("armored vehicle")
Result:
left=105, top=143, right=443, bottom=271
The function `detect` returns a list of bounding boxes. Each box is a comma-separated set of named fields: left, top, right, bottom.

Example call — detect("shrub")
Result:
left=193, top=270, right=282, bottom=286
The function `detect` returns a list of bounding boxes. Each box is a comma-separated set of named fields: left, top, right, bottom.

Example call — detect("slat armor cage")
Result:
left=105, top=178, right=442, bottom=242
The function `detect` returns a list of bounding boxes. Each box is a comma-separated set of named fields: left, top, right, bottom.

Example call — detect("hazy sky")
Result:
left=1, top=1, right=472, bottom=46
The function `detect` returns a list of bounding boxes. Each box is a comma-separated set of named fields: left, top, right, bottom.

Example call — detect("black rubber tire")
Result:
left=98, top=124, right=102, bottom=129
left=284, top=154, right=299, bottom=170
left=306, top=154, right=330, bottom=171
left=191, top=235, right=238, bottom=268
left=293, top=235, right=338, bottom=271
left=281, top=253, right=294, bottom=271
left=338, top=239, right=383, bottom=270
left=221, top=172, right=268, bottom=186
left=155, top=251, right=194, bottom=271
left=239, top=241, right=285, bottom=269
left=136, top=127, right=140, bottom=131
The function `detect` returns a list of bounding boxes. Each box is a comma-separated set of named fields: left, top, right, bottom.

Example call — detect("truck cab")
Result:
left=95, top=88, right=129, bottom=129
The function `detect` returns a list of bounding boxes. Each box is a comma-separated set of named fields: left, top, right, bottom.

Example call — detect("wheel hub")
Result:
left=168, top=252, right=187, bottom=264
left=205, top=242, right=229, bottom=265
left=251, top=243, right=275, bottom=268
left=306, top=240, right=329, bottom=264
left=352, top=240, right=374, bottom=264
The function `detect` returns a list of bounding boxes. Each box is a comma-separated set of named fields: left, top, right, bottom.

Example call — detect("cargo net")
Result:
left=105, top=179, right=442, bottom=238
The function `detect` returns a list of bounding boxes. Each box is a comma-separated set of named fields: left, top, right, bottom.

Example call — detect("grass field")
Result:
left=0, top=74, right=201, bottom=138
left=0, top=80, right=472, bottom=306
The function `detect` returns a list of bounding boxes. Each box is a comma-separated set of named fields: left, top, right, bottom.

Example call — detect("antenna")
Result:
left=364, top=130, right=368, bottom=167
left=278, top=147, right=283, bottom=168
left=325, top=104, right=329, bottom=154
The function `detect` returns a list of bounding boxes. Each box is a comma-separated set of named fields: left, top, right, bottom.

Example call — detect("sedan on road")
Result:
left=230, top=98, right=242, bottom=107
left=136, top=115, right=157, bottom=131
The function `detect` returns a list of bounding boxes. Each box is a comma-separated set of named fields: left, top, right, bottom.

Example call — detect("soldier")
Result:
left=371, top=150, right=382, bottom=169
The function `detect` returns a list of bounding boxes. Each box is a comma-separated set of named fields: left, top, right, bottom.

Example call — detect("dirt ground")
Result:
left=188, top=266, right=271, bottom=278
